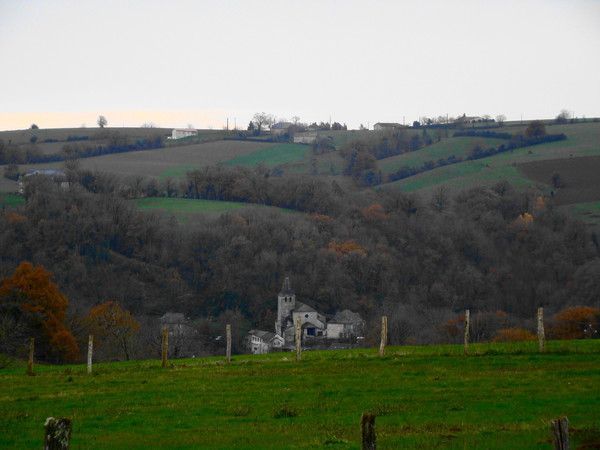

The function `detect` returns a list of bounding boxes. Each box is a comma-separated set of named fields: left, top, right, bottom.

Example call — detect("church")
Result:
left=246, top=277, right=365, bottom=354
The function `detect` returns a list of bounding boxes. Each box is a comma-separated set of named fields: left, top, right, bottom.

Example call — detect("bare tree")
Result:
left=252, top=112, right=274, bottom=133
left=495, top=114, right=506, bottom=127
left=97, top=115, right=107, bottom=128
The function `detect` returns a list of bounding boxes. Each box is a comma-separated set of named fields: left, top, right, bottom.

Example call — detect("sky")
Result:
left=1, top=0, right=599, bottom=130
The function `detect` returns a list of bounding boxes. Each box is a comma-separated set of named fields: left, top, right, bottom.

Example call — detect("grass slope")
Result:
left=1, top=341, right=599, bottom=449
left=135, top=197, right=293, bottom=220
left=377, top=137, right=506, bottom=175
left=224, top=143, right=310, bottom=167
left=382, top=122, right=600, bottom=195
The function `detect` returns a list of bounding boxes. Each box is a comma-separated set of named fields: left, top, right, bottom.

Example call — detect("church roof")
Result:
left=279, top=276, right=294, bottom=296
left=295, top=302, right=316, bottom=313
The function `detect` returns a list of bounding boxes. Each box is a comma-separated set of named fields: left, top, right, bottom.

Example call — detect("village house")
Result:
left=373, top=122, right=403, bottom=131
left=270, top=121, right=293, bottom=136
left=18, top=169, right=68, bottom=194
left=170, top=128, right=198, bottom=139
left=246, top=330, right=284, bottom=354
left=293, top=131, right=317, bottom=144
left=246, top=277, right=365, bottom=354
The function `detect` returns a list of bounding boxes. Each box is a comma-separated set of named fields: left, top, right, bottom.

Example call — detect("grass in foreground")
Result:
left=1, top=340, right=599, bottom=449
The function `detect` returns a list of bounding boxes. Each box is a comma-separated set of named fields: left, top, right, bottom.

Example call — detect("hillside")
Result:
left=1, top=341, right=599, bottom=449
left=381, top=122, right=600, bottom=196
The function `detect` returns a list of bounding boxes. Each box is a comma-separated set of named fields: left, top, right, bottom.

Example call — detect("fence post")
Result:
left=464, top=309, right=470, bottom=355
left=379, top=316, right=388, bottom=357
left=226, top=324, right=232, bottom=363
left=537, top=307, right=545, bottom=352
left=550, top=416, right=569, bottom=450
left=27, top=337, right=34, bottom=376
left=295, top=316, right=302, bottom=361
left=44, top=417, right=72, bottom=450
left=87, top=335, right=93, bottom=374
left=161, top=326, right=168, bottom=368
left=361, top=413, right=376, bottom=450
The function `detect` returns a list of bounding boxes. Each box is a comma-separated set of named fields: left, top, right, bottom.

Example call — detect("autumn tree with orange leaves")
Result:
left=85, top=301, right=140, bottom=360
left=0, top=262, right=79, bottom=362
left=549, top=306, right=600, bottom=340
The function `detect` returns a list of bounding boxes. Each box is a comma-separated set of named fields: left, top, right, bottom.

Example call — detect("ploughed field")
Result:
left=1, top=340, right=599, bottom=449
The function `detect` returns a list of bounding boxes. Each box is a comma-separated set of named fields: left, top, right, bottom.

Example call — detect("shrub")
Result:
left=30, top=135, right=38, bottom=144
left=493, top=328, right=536, bottom=342
left=549, top=306, right=600, bottom=339
left=273, top=405, right=298, bottom=418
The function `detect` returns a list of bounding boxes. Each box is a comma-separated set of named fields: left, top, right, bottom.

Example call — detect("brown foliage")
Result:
left=493, top=327, right=536, bottom=342
left=361, top=204, right=388, bottom=221
left=327, top=240, right=367, bottom=257
left=0, top=262, right=79, bottom=361
left=85, top=300, right=140, bottom=360
left=549, top=306, right=600, bottom=339
left=6, top=212, right=27, bottom=224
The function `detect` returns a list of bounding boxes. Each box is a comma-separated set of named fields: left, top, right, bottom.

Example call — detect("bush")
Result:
left=3, top=164, right=20, bottom=181
left=30, top=135, right=38, bottom=144
left=549, top=306, right=600, bottom=339
left=493, top=328, right=536, bottom=342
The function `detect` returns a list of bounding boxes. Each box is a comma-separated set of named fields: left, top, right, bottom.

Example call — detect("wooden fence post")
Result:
left=226, top=324, right=232, bottom=363
left=464, top=309, right=470, bottom=355
left=537, top=307, right=545, bottom=352
left=44, top=417, right=72, bottom=450
left=295, top=316, right=302, bottom=361
left=550, top=416, right=569, bottom=450
left=361, top=413, right=376, bottom=450
left=161, top=326, right=168, bottom=368
left=379, top=316, right=387, bottom=357
left=27, top=337, right=34, bottom=376
left=87, top=335, right=93, bottom=374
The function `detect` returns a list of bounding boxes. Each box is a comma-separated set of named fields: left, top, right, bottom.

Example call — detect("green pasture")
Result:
left=382, top=122, right=600, bottom=195
left=1, top=340, right=599, bottom=449
left=378, top=137, right=506, bottom=175
left=223, top=143, right=310, bottom=167
left=559, top=201, right=600, bottom=229
left=0, top=193, right=25, bottom=208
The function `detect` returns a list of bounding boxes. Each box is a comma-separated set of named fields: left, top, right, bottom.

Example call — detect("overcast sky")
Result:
left=1, top=0, right=599, bottom=130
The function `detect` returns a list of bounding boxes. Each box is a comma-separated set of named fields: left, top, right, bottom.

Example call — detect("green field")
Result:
left=224, top=143, right=310, bottom=167
left=383, top=122, right=600, bottom=195
left=135, top=197, right=291, bottom=219
left=1, top=340, right=599, bottom=449
left=0, top=193, right=25, bottom=207
left=378, top=137, right=507, bottom=175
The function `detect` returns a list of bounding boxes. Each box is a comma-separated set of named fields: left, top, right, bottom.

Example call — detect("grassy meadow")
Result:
left=135, top=197, right=293, bottom=220
left=224, top=143, right=310, bottom=168
left=0, top=193, right=25, bottom=208
left=1, top=340, right=599, bottom=449
left=381, top=122, right=600, bottom=196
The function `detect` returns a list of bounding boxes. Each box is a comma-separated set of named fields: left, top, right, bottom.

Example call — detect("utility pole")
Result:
left=226, top=117, right=229, bottom=131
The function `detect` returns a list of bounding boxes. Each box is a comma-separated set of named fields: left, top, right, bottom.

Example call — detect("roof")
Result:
left=160, top=312, right=186, bottom=323
left=331, top=309, right=363, bottom=324
left=374, top=122, right=403, bottom=127
left=295, top=302, right=316, bottom=313
left=279, top=277, right=294, bottom=296
left=271, top=122, right=293, bottom=129
left=24, top=169, right=65, bottom=177
left=248, top=329, right=282, bottom=342
left=173, top=128, right=198, bottom=132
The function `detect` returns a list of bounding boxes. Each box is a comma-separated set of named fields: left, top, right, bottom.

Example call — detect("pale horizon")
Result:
left=1, top=0, right=599, bottom=131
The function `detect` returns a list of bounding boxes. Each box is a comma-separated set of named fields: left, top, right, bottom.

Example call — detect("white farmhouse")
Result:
left=170, top=128, right=198, bottom=140
left=247, top=330, right=284, bottom=354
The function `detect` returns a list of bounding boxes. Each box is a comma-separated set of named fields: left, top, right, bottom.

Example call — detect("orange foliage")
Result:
left=0, top=262, right=79, bottom=361
left=327, top=240, right=367, bottom=257
left=533, top=196, right=546, bottom=213
left=361, top=204, right=388, bottom=221
left=6, top=212, right=27, bottom=224
left=311, top=213, right=334, bottom=223
left=513, top=212, right=534, bottom=228
left=85, top=301, right=140, bottom=359
left=550, top=306, right=600, bottom=339
left=493, top=327, right=536, bottom=342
